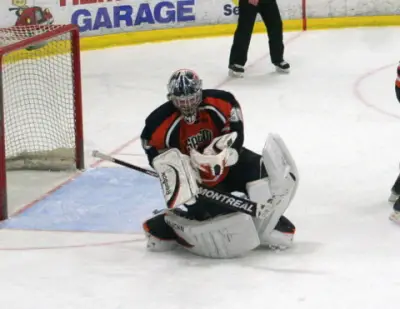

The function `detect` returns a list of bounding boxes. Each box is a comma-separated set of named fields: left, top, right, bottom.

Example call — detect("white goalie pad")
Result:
left=164, top=211, right=260, bottom=258
left=153, top=149, right=200, bottom=208
left=262, top=133, right=299, bottom=200
left=248, top=133, right=299, bottom=241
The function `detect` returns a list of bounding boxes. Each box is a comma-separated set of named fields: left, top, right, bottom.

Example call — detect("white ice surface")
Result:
left=2, top=27, right=400, bottom=309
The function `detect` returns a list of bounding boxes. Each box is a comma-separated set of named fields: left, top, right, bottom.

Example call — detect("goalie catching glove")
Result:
left=190, top=132, right=239, bottom=184
left=152, top=133, right=240, bottom=208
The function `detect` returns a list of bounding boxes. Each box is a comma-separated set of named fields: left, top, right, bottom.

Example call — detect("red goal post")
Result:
left=0, top=24, right=84, bottom=221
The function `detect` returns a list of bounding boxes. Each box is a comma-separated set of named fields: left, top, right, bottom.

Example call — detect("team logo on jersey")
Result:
left=186, top=129, right=213, bottom=150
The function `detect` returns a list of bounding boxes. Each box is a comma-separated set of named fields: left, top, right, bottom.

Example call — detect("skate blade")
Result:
left=275, top=67, right=290, bottom=74
left=388, top=193, right=399, bottom=203
left=262, top=243, right=292, bottom=251
left=389, top=211, right=400, bottom=224
left=228, top=70, right=244, bottom=78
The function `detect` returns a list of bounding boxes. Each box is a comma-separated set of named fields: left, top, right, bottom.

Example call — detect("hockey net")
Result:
left=0, top=24, right=84, bottom=219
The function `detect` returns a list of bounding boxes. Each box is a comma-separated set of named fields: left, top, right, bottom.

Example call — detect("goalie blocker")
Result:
left=141, top=69, right=299, bottom=258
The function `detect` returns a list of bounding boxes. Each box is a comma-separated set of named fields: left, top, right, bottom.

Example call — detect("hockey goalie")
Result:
left=140, top=69, right=299, bottom=258
left=389, top=62, right=400, bottom=223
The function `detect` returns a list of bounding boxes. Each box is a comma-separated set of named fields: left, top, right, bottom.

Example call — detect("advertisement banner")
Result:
left=0, top=0, right=302, bottom=37
left=0, top=0, right=56, bottom=29
left=220, top=0, right=301, bottom=22
left=1, top=0, right=198, bottom=36
left=60, top=0, right=197, bottom=35
left=0, top=0, right=398, bottom=38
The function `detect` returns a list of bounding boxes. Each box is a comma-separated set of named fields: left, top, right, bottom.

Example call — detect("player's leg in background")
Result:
left=389, top=173, right=400, bottom=203
left=258, top=0, right=290, bottom=72
left=228, top=0, right=258, bottom=77
left=389, top=76, right=400, bottom=222
left=390, top=198, right=400, bottom=224
left=389, top=172, right=400, bottom=224
left=396, top=85, right=400, bottom=102
left=224, top=147, right=296, bottom=249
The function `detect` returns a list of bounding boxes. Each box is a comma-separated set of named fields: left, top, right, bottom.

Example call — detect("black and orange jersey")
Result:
left=396, top=62, right=400, bottom=103
left=140, top=89, right=244, bottom=186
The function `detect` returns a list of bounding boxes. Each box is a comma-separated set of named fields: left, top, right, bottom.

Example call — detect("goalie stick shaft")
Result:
left=92, top=150, right=272, bottom=219
left=93, top=150, right=159, bottom=178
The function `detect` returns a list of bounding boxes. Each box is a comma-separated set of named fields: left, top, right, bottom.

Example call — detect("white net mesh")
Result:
left=0, top=25, right=80, bottom=171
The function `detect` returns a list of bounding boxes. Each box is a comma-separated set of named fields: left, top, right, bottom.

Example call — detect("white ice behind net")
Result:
left=0, top=26, right=77, bottom=171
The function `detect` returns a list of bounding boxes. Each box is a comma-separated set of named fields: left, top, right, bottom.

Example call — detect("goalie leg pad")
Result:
left=164, top=211, right=260, bottom=258
left=248, top=178, right=296, bottom=248
left=262, top=133, right=299, bottom=200
left=246, top=177, right=295, bottom=247
left=247, top=133, right=299, bottom=248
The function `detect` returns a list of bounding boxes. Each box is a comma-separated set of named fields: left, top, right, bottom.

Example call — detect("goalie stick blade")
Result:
left=198, top=187, right=274, bottom=219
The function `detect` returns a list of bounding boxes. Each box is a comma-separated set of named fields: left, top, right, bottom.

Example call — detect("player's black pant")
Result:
left=396, top=85, right=400, bottom=103
left=229, top=0, right=284, bottom=66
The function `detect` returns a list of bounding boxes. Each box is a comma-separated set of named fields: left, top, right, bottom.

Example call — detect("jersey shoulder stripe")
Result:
left=202, top=89, right=240, bottom=120
left=143, top=101, right=180, bottom=149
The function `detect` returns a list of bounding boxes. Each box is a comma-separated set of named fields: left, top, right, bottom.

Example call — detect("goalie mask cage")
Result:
left=0, top=24, right=84, bottom=221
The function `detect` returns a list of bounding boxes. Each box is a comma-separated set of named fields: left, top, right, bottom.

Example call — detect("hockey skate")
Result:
left=388, top=191, right=399, bottom=203
left=260, top=216, right=295, bottom=250
left=389, top=173, right=400, bottom=203
left=143, top=209, right=179, bottom=252
left=388, top=175, right=400, bottom=223
left=228, top=64, right=245, bottom=78
left=143, top=208, right=201, bottom=252
left=274, top=61, right=290, bottom=73
left=389, top=198, right=400, bottom=224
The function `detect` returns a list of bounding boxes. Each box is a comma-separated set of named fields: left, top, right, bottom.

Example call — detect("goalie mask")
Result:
left=167, top=69, right=203, bottom=124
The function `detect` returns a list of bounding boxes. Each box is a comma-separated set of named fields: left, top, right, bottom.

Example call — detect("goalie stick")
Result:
left=92, top=150, right=275, bottom=219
